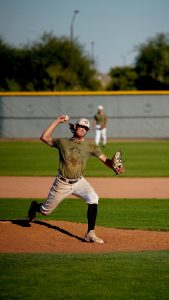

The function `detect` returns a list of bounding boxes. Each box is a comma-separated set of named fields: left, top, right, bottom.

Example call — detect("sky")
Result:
left=0, top=0, right=169, bottom=73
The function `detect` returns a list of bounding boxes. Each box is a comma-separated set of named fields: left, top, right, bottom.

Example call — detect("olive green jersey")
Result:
left=94, top=112, right=107, bottom=126
left=52, top=138, right=102, bottom=179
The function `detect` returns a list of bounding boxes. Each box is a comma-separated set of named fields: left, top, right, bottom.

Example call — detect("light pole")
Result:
left=91, top=41, right=95, bottom=68
left=70, top=10, right=79, bottom=74
left=70, top=10, right=79, bottom=42
left=121, top=55, right=126, bottom=66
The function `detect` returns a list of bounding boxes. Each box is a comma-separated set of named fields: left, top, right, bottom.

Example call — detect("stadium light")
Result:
left=70, top=10, right=79, bottom=42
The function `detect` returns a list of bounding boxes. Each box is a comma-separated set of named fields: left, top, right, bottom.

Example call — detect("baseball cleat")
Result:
left=27, top=200, right=38, bottom=222
left=84, top=230, right=104, bottom=244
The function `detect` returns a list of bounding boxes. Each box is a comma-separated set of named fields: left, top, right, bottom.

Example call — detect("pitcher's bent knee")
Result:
left=86, top=192, right=99, bottom=205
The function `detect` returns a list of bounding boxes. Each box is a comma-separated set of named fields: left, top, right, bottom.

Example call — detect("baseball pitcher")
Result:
left=27, top=115, right=124, bottom=243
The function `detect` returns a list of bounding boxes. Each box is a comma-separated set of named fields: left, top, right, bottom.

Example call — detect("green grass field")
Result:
left=1, top=198, right=169, bottom=231
left=1, top=252, right=169, bottom=300
left=0, top=140, right=169, bottom=299
left=1, top=198, right=169, bottom=299
left=0, top=140, right=169, bottom=176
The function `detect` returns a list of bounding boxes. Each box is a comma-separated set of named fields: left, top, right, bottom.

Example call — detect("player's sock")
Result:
left=36, top=202, right=43, bottom=212
left=87, top=204, right=97, bottom=232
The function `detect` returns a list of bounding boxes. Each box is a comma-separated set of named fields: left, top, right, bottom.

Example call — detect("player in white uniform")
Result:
left=93, top=105, right=108, bottom=147
left=27, top=115, right=116, bottom=243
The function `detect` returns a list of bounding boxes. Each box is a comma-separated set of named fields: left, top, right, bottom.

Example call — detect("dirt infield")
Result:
left=1, top=176, right=169, bottom=198
left=1, top=220, right=169, bottom=253
left=0, top=176, right=169, bottom=253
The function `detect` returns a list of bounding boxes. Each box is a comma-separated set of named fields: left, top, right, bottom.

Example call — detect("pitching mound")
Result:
left=0, top=220, right=169, bottom=253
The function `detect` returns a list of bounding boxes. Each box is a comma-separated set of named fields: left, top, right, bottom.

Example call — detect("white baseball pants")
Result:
left=95, top=127, right=107, bottom=146
left=40, top=176, right=99, bottom=215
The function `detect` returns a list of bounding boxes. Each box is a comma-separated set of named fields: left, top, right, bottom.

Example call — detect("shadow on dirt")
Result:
left=35, top=220, right=85, bottom=242
left=8, top=219, right=85, bottom=242
left=11, top=219, right=31, bottom=227
left=0, top=219, right=31, bottom=227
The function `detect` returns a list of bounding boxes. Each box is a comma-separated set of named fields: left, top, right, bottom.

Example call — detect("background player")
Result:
left=93, top=105, right=108, bottom=147
left=27, top=115, right=121, bottom=243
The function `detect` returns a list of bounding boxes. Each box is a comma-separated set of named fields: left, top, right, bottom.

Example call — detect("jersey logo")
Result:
left=67, top=146, right=81, bottom=167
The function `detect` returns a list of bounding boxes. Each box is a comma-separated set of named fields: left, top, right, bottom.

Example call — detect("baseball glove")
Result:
left=112, top=151, right=124, bottom=175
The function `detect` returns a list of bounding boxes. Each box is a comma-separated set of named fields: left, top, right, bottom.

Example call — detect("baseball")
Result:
left=64, top=115, right=69, bottom=121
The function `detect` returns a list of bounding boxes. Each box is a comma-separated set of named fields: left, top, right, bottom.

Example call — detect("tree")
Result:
left=0, top=37, right=16, bottom=90
left=107, top=66, right=137, bottom=91
left=135, top=33, right=169, bottom=90
left=0, top=33, right=101, bottom=91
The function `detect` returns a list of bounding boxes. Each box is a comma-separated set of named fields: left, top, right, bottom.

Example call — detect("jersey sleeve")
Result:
left=51, top=138, right=60, bottom=148
left=91, top=144, right=103, bottom=157
left=94, top=114, right=97, bottom=121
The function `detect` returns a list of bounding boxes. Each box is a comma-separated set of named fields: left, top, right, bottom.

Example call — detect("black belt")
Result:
left=59, top=175, right=81, bottom=184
